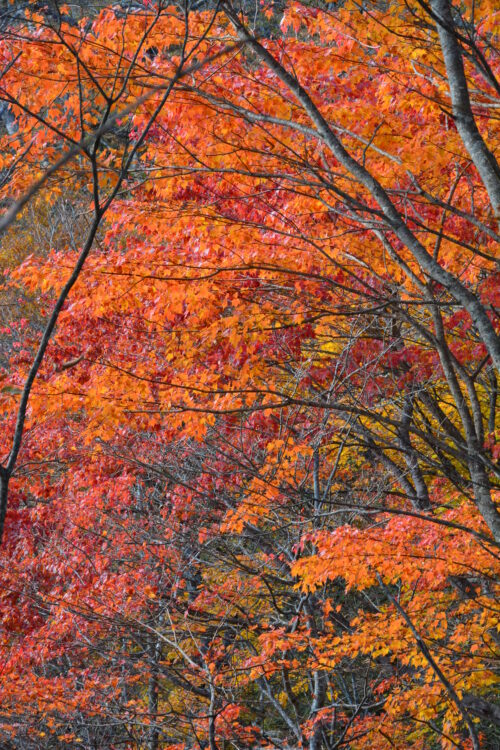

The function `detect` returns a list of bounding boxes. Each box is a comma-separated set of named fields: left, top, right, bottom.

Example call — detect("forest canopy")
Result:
left=0, top=0, right=498, bottom=748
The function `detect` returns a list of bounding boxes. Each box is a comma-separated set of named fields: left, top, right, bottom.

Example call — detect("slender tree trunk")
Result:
left=148, top=633, right=162, bottom=750
left=431, top=0, right=500, bottom=216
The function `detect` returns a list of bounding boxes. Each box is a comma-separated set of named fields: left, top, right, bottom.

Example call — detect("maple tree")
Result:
left=0, top=0, right=498, bottom=749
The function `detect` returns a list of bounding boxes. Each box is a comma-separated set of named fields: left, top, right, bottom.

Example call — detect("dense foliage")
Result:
left=0, top=1, right=498, bottom=748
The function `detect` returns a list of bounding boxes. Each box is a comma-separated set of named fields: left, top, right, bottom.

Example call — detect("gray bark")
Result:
left=431, top=0, right=500, bottom=216
left=462, top=694, right=500, bottom=728
left=398, top=396, right=432, bottom=511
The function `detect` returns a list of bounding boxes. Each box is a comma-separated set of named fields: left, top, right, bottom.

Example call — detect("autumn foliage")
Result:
left=0, top=0, right=498, bottom=748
